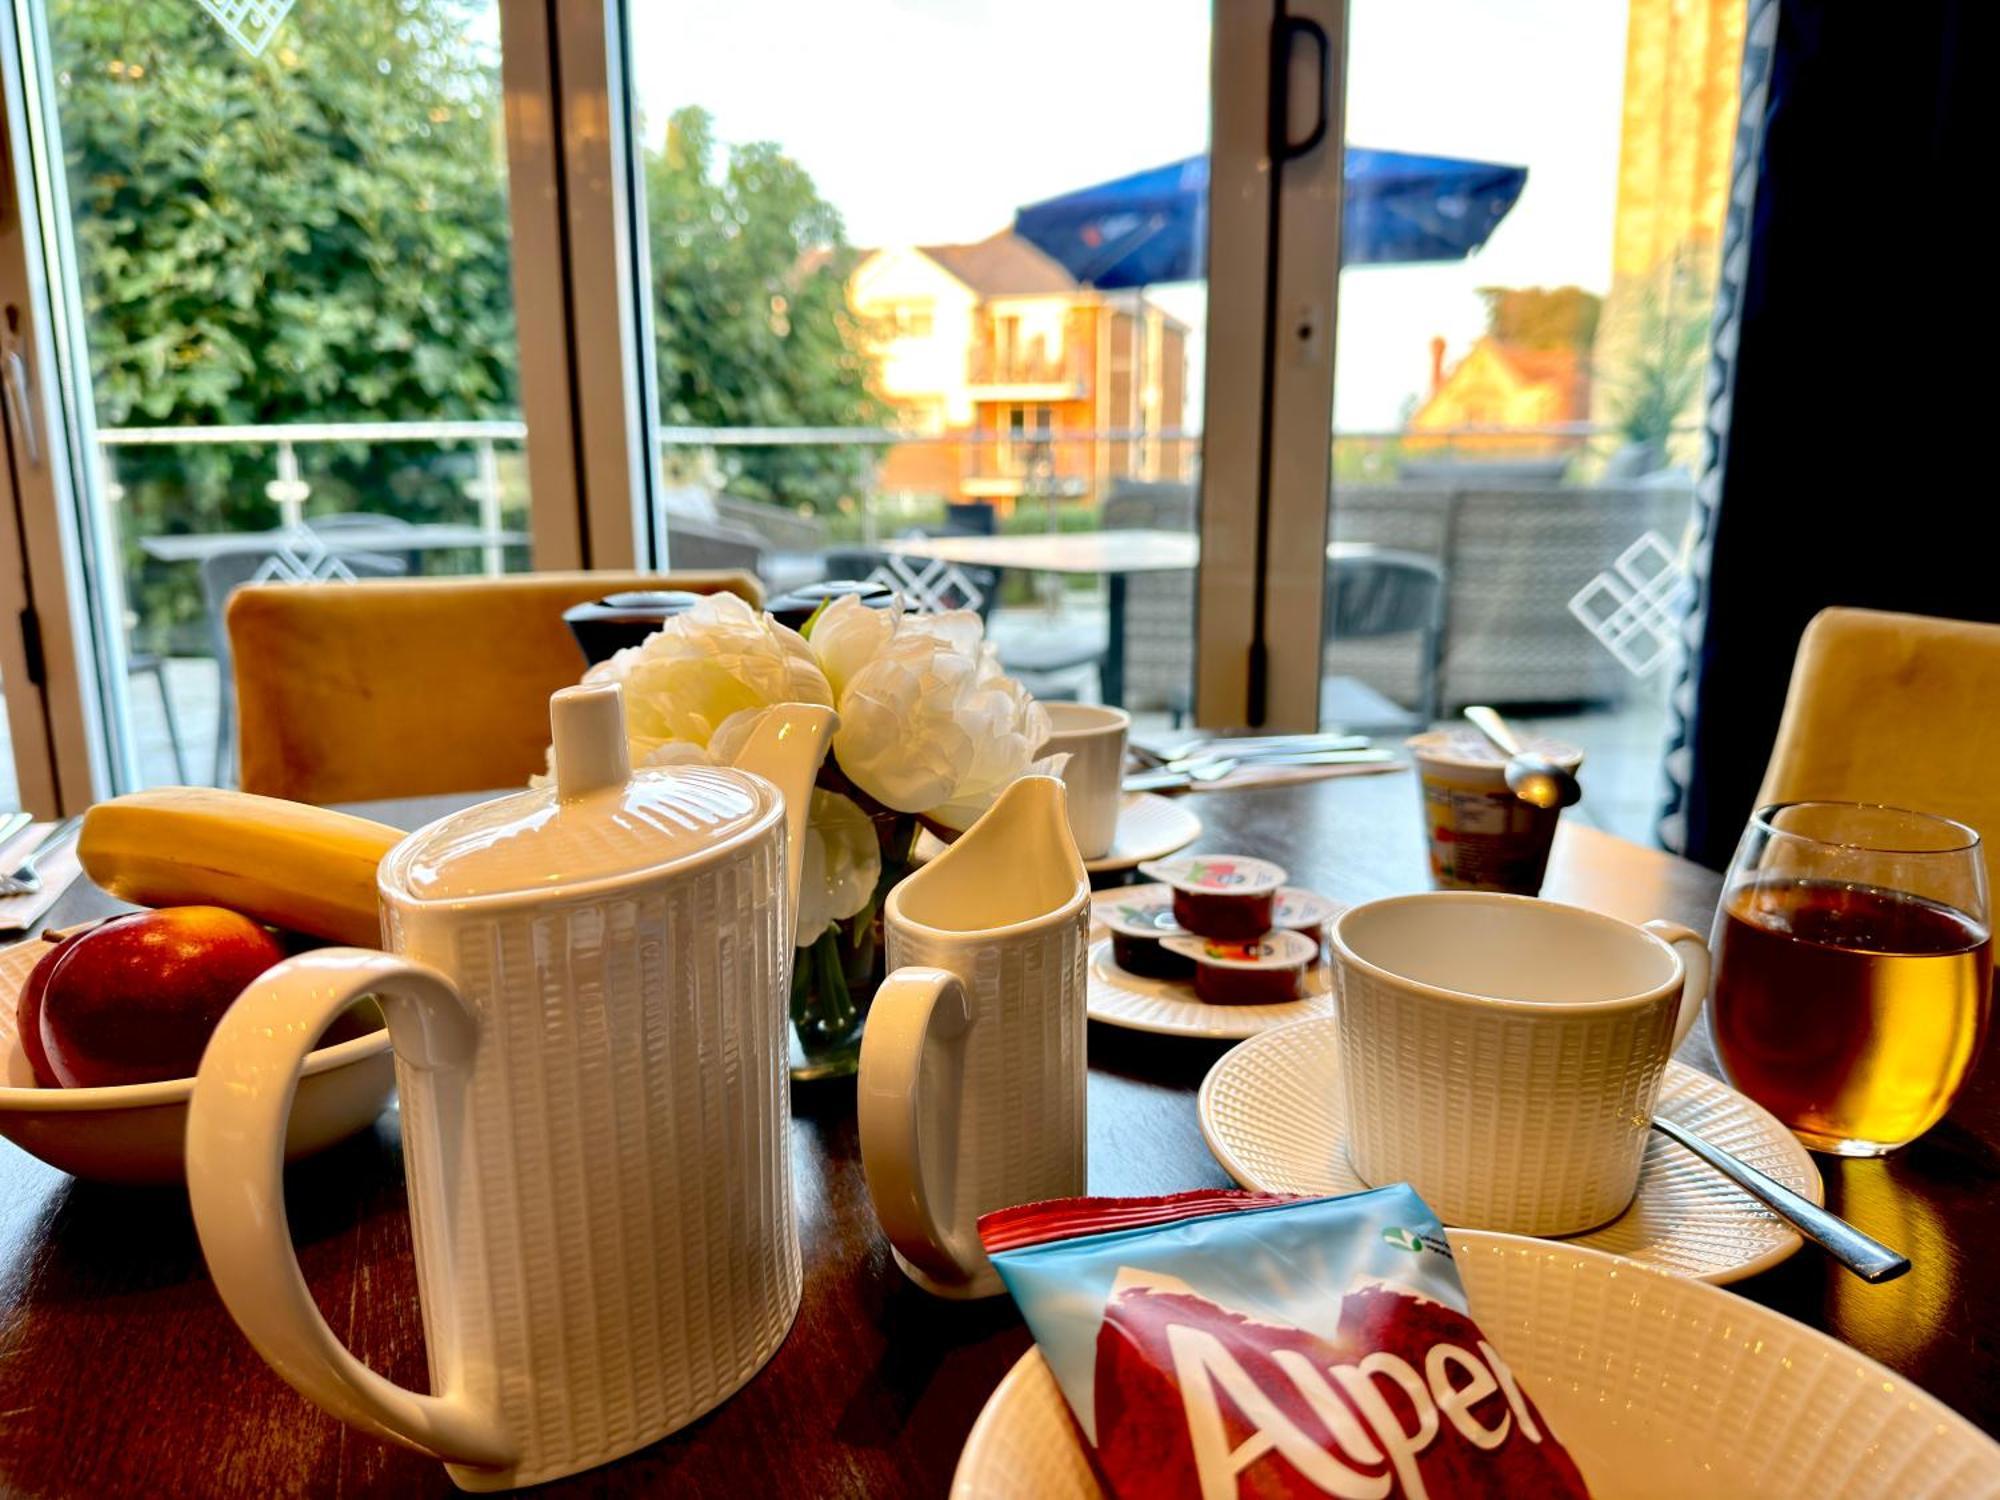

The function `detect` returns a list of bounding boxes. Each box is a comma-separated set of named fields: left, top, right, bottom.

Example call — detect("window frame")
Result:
left=0, top=0, right=1352, bottom=812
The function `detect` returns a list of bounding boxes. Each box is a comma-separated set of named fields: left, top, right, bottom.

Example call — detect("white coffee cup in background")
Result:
left=1330, top=891, right=1710, bottom=1237
left=1038, top=703, right=1130, bottom=861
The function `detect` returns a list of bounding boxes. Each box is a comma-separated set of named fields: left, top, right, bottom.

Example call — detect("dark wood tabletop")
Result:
left=1, top=771, right=1995, bottom=1497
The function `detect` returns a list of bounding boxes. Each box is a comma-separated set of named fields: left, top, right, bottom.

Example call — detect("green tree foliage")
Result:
left=50, top=0, right=518, bottom=644
left=48, top=8, right=880, bottom=645
left=1475, top=285, right=1602, bottom=352
left=644, top=107, right=885, bottom=515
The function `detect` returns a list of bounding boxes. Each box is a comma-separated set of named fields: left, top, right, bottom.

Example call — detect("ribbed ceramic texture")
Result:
left=887, top=905, right=1088, bottom=1248
left=914, top=793, right=1198, bottom=875
left=387, top=832, right=799, bottom=1490
left=1084, top=937, right=1334, bottom=1039
left=1335, top=956, right=1679, bottom=1234
left=950, top=1230, right=2000, bottom=1500
left=1199, top=1016, right=1822, bottom=1283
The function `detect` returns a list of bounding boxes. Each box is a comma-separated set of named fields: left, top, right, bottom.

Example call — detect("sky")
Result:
left=627, top=0, right=1631, bottom=431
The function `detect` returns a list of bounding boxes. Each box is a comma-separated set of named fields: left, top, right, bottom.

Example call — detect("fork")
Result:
left=0, top=816, right=84, bottom=897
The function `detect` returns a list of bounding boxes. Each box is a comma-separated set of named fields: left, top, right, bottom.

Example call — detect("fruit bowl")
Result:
left=0, top=935, right=395, bottom=1184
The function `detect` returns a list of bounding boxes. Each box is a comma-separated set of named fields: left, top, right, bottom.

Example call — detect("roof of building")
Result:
left=916, top=231, right=1078, bottom=297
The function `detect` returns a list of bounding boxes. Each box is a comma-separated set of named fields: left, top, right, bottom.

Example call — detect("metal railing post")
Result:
left=474, top=437, right=504, bottom=575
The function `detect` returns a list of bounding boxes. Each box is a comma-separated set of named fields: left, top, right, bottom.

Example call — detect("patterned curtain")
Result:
left=1656, top=0, right=1781, bottom=858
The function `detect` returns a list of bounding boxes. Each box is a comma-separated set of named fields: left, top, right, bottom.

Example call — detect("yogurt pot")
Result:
left=1136, top=855, right=1288, bottom=939
left=1097, top=886, right=1195, bottom=979
left=1272, top=887, right=1341, bottom=947
left=1160, top=929, right=1319, bottom=1005
left=1405, top=728, right=1584, bottom=896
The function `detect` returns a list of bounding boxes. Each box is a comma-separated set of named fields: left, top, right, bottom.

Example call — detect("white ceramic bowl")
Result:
left=951, top=1228, right=2000, bottom=1499
left=0, top=936, right=394, bottom=1184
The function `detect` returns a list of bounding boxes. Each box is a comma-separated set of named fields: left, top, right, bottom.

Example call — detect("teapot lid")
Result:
left=380, top=683, right=781, bottom=904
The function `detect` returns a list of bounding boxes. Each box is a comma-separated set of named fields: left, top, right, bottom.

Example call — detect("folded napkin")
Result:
left=0, top=823, right=85, bottom=934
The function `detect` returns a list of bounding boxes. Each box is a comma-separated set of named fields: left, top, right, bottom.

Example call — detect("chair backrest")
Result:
left=1325, top=546, right=1445, bottom=641
left=820, top=547, right=995, bottom=617
left=1325, top=545, right=1447, bottom=721
left=199, top=547, right=407, bottom=668
left=1758, top=606, right=2000, bottom=895
left=228, top=569, right=761, bottom=804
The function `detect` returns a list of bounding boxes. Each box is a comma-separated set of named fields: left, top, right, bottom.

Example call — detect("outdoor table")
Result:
left=138, top=523, right=529, bottom=564
left=881, top=530, right=1376, bottom=710
left=882, top=529, right=1196, bottom=706
left=1, top=771, right=1993, bottom=1496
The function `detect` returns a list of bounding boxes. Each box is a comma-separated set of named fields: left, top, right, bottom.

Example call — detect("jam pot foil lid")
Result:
left=1161, top=929, right=1319, bottom=970
left=1137, top=854, right=1287, bottom=897
left=1273, top=886, right=1340, bottom=930
left=1097, top=885, right=1188, bottom=939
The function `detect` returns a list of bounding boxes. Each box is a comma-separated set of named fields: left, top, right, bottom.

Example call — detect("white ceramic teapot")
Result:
left=185, top=683, right=836, bottom=1491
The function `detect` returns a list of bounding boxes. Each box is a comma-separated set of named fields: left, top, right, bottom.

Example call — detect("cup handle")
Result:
left=857, top=965, right=980, bottom=1290
left=1644, top=919, right=1711, bottom=1051
left=186, top=949, right=515, bottom=1472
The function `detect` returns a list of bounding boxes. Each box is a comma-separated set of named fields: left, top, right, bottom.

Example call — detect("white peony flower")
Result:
left=807, top=596, right=1060, bottom=831
left=600, top=591, right=833, bottom=751
left=794, top=788, right=884, bottom=947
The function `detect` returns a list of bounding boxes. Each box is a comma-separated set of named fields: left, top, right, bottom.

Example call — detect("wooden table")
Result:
left=2, top=773, right=1995, bottom=1496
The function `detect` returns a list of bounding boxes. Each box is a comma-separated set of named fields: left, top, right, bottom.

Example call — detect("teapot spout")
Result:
left=729, top=703, right=839, bottom=949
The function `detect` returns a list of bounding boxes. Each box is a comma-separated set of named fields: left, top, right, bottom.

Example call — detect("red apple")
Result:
left=38, top=907, right=287, bottom=1089
left=15, top=932, right=81, bottom=1088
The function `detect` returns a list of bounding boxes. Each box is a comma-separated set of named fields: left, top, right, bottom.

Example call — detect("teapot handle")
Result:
left=186, top=949, right=515, bottom=1474
left=857, top=966, right=990, bottom=1295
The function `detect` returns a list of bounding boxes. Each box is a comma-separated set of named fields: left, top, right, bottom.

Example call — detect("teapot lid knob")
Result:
left=551, top=682, right=631, bottom=802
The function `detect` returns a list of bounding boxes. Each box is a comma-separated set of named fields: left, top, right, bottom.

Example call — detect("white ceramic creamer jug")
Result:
left=185, top=682, right=836, bottom=1491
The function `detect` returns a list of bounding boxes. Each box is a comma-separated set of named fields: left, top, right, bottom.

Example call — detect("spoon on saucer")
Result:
left=1463, top=705, right=1582, bottom=810
left=1650, top=1115, right=1911, bottom=1283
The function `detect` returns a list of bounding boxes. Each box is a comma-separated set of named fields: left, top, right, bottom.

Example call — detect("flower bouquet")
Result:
left=575, top=591, right=1062, bottom=1077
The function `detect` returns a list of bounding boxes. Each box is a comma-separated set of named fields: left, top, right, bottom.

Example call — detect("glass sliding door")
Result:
left=1, top=0, right=549, bottom=795
left=1312, top=0, right=1741, bottom=842
left=621, top=0, right=1228, bottom=729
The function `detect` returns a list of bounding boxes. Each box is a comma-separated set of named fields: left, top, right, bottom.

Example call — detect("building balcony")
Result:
left=966, top=347, right=1089, bottom=400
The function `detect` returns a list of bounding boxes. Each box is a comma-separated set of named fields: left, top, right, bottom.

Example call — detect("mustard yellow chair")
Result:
left=228, top=570, right=761, bottom=805
left=1758, top=606, right=2000, bottom=893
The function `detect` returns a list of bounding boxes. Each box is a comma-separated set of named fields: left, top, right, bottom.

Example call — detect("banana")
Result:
left=78, top=787, right=402, bottom=947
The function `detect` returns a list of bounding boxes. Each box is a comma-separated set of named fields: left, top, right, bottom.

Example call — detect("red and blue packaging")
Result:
left=979, top=1185, right=1590, bottom=1499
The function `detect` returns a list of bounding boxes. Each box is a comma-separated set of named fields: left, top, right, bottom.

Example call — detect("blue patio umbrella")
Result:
left=1013, top=148, right=1528, bottom=287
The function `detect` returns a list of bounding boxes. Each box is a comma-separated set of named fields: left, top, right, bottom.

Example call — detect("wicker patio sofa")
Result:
left=1102, top=475, right=1696, bottom=716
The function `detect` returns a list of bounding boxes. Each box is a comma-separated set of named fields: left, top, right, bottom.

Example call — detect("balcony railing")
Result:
left=94, top=417, right=1700, bottom=558
left=966, top=344, right=1085, bottom=388
left=98, top=419, right=527, bottom=575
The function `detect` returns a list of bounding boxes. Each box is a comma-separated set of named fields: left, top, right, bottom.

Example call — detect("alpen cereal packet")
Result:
left=979, top=1185, right=1590, bottom=1500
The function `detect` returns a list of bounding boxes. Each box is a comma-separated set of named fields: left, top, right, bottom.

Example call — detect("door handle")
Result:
left=2, top=308, right=42, bottom=467
left=1270, top=14, right=1331, bottom=164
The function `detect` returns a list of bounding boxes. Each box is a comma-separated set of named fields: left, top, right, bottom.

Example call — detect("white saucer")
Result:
left=1198, top=1016, right=1824, bottom=1284
left=916, top=792, right=1199, bottom=874
left=1083, top=889, right=1337, bottom=1039
left=949, top=1227, right=1999, bottom=1500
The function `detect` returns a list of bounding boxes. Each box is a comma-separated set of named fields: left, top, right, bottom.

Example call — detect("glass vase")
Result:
left=788, top=793, right=921, bottom=1082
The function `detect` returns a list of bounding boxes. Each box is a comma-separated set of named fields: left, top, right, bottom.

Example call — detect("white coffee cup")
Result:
left=1039, top=703, right=1130, bottom=860
left=858, top=776, right=1090, bottom=1298
left=1330, top=892, right=1710, bottom=1237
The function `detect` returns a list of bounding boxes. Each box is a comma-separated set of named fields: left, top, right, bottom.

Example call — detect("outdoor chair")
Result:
left=1320, top=544, right=1446, bottom=732
left=820, top=546, right=1103, bottom=701
left=226, top=570, right=761, bottom=804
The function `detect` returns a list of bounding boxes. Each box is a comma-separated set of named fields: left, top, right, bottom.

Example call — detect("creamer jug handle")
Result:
left=858, top=966, right=983, bottom=1292
left=186, top=949, right=515, bottom=1472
